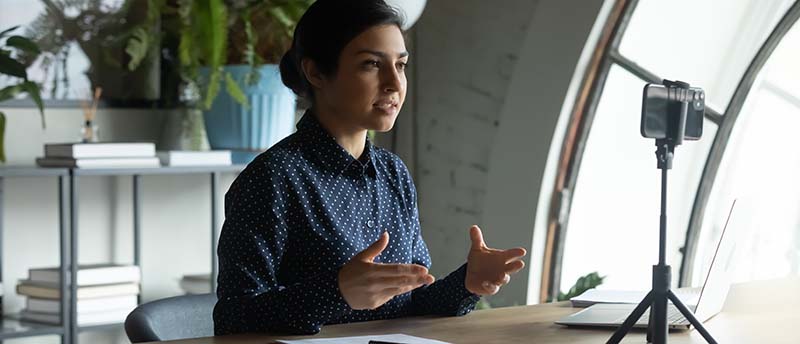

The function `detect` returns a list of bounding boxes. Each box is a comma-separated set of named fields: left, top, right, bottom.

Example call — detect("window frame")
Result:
left=541, top=0, right=800, bottom=302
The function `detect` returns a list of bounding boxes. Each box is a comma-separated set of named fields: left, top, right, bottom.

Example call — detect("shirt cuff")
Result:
left=450, top=263, right=481, bottom=315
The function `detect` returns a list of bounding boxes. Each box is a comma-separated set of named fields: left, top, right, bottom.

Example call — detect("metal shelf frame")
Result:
left=0, top=165, right=243, bottom=344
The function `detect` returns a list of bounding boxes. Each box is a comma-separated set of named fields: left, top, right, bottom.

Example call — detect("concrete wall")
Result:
left=412, top=0, right=609, bottom=307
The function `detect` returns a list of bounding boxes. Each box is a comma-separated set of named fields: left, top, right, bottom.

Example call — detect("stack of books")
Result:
left=179, top=273, right=212, bottom=294
left=36, top=142, right=159, bottom=169
left=16, top=264, right=141, bottom=326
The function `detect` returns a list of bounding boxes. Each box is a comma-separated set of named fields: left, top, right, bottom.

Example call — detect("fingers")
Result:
left=372, top=263, right=429, bottom=276
left=501, top=247, right=527, bottom=262
left=355, top=232, right=389, bottom=262
left=469, top=225, right=486, bottom=250
left=481, top=281, right=501, bottom=295
left=505, top=260, right=525, bottom=274
left=376, top=274, right=434, bottom=288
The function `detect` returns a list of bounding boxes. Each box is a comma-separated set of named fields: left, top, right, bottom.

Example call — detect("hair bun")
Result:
left=279, top=48, right=307, bottom=97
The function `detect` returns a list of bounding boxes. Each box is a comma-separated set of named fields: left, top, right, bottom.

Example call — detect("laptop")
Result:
left=556, top=200, right=738, bottom=330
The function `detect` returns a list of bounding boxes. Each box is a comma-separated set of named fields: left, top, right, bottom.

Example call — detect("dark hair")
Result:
left=279, top=0, right=406, bottom=102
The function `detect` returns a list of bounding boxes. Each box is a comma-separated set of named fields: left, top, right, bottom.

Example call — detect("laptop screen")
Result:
left=694, top=200, right=738, bottom=320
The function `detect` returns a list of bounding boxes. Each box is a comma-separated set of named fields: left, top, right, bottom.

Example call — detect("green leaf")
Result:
left=224, top=72, right=248, bottom=107
left=207, top=0, right=227, bottom=68
left=125, top=28, right=149, bottom=71
left=178, top=29, right=194, bottom=67
left=193, top=0, right=226, bottom=66
left=203, top=68, right=221, bottom=110
left=0, top=53, right=27, bottom=78
left=557, top=272, right=606, bottom=302
left=20, top=81, right=45, bottom=128
left=268, top=7, right=293, bottom=29
left=6, top=35, right=41, bottom=55
left=0, top=84, right=23, bottom=102
left=0, top=111, right=5, bottom=163
left=193, top=0, right=227, bottom=107
left=0, top=26, right=19, bottom=39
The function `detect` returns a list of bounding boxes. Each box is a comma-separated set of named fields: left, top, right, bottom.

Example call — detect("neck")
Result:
left=312, top=106, right=368, bottom=160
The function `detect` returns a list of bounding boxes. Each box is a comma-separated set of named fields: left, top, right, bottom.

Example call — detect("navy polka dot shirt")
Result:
left=213, top=111, right=481, bottom=335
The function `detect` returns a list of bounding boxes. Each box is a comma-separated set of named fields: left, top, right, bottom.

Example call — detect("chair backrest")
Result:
left=125, top=293, right=218, bottom=343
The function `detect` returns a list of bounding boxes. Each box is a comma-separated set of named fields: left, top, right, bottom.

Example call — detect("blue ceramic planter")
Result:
left=201, top=65, right=296, bottom=164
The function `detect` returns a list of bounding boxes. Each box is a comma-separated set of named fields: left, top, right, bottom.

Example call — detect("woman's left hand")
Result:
left=465, top=225, right=527, bottom=295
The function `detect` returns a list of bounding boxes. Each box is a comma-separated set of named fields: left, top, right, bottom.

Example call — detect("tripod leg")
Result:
left=607, top=291, right=654, bottom=344
left=647, top=306, right=654, bottom=343
left=667, top=291, right=718, bottom=344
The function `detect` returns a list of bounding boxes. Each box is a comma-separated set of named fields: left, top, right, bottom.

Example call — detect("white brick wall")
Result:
left=410, top=0, right=610, bottom=307
left=414, top=0, right=542, bottom=279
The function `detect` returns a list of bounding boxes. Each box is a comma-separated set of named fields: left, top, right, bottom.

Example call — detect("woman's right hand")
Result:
left=338, top=232, right=435, bottom=310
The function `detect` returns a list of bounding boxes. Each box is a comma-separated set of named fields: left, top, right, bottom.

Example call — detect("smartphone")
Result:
left=641, top=83, right=704, bottom=140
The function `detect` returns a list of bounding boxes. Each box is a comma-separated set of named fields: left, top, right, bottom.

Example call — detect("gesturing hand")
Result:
left=338, top=232, right=436, bottom=310
left=465, top=225, right=527, bottom=295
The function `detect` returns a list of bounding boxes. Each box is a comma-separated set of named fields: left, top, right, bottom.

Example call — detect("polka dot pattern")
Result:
left=213, top=112, right=480, bottom=335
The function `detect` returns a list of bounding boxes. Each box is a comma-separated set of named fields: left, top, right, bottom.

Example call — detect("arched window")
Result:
left=542, top=0, right=799, bottom=301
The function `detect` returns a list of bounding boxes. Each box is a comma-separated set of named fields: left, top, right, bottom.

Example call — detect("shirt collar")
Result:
left=296, top=110, right=377, bottom=177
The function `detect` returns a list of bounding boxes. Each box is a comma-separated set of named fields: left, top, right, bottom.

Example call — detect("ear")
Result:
left=301, top=58, right=326, bottom=90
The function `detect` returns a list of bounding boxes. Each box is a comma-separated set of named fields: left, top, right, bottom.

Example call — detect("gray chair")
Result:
left=125, top=293, right=218, bottom=343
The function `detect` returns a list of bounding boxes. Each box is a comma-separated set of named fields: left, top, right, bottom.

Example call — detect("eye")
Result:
left=363, top=60, right=380, bottom=68
left=397, top=62, right=408, bottom=71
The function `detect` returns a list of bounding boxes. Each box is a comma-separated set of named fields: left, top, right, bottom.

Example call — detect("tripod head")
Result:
left=641, top=79, right=706, bottom=169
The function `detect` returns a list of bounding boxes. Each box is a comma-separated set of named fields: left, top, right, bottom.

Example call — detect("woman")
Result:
left=213, top=0, right=527, bottom=335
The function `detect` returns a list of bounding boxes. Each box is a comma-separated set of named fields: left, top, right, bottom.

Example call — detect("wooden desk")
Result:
left=149, top=278, right=800, bottom=343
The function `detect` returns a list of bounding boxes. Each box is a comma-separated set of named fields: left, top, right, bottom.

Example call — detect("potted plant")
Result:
left=173, top=0, right=313, bottom=164
left=0, top=26, right=45, bottom=163
left=26, top=0, right=162, bottom=102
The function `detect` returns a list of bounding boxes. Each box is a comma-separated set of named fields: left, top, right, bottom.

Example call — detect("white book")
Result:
left=26, top=294, right=138, bottom=314
left=157, top=150, right=232, bottom=166
left=21, top=308, right=133, bottom=326
left=29, top=264, right=141, bottom=286
left=45, top=142, right=156, bottom=159
left=36, top=157, right=160, bottom=169
left=16, top=281, right=140, bottom=300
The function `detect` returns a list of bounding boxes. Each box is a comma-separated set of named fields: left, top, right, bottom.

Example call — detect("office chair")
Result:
left=125, top=293, right=218, bottom=343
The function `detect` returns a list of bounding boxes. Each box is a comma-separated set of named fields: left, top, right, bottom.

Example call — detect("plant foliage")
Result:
left=0, top=26, right=45, bottom=162
left=176, top=0, right=313, bottom=109
left=557, top=272, right=606, bottom=302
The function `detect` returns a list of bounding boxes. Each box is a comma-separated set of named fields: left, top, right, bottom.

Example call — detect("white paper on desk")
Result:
left=570, top=288, right=700, bottom=308
left=276, top=333, right=451, bottom=344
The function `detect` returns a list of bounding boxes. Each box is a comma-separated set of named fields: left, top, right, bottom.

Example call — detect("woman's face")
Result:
left=315, top=24, right=408, bottom=133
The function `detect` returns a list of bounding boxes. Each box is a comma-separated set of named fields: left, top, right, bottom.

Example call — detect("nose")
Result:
left=381, top=65, right=404, bottom=94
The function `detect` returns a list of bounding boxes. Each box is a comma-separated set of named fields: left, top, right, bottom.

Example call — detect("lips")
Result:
left=373, top=100, right=398, bottom=108
left=373, top=99, right=399, bottom=112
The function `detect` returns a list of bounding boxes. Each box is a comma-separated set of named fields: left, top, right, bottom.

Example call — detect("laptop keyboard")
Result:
left=625, top=306, right=691, bottom=326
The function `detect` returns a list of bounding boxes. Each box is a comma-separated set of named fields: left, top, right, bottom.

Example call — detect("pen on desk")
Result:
left=368, top=341, right=408, bottom=344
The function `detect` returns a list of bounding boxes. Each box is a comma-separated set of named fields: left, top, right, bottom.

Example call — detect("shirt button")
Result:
left=367, top=220, right=375, bottom=228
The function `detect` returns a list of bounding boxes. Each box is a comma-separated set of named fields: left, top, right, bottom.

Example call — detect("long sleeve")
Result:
left=403, top=179, right=481, bottom=316
left=213, top=163, right=352, bottom=335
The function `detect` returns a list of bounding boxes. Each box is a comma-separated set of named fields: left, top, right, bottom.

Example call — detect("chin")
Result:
left=366, top=112, right=398, bottom=132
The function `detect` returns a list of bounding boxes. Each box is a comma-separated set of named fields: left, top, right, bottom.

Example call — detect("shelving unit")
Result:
left=0, top=165, right=244, bottom=344
left=0, top=167, right=69, bottom=344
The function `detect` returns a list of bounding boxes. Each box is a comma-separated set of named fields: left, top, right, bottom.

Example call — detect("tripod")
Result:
left=606, top=81, right=717, bottom=344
